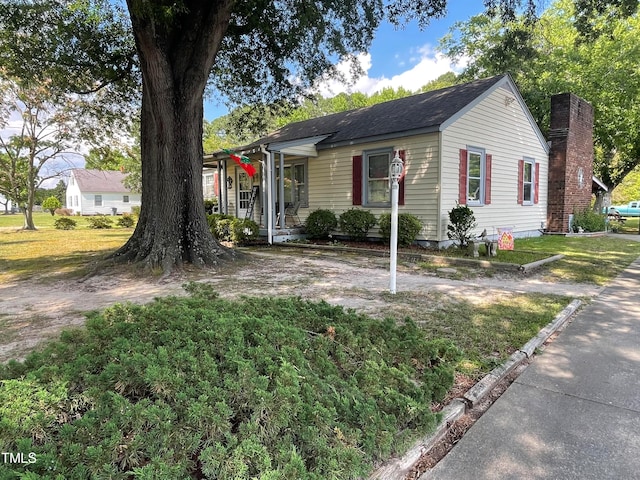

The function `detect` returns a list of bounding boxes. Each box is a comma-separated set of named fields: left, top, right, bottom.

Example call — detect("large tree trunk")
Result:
left=114, top=0, right=234, bottom=272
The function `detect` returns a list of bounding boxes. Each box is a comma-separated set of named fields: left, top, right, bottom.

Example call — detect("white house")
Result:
left=66, top=169, right=141, bottom=215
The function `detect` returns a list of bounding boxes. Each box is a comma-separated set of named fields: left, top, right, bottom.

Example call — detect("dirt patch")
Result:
left=0, top=248, right=601, bottom=364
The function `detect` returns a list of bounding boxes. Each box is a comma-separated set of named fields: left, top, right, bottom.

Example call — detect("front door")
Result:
left=236, top=171, right=253, bottom=219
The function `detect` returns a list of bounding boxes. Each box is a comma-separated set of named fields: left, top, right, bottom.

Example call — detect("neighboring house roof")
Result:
left=227, top=74, right=547, bottom=155
left=70, top=169, right=134, bottom=193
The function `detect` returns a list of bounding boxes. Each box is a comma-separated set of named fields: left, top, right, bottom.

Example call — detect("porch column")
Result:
left=279, top=152, right=285, bottom=229
left=216, top=160, right=222, bottom=212
left=222, top=159, right=229, bottom=215
left=267, top=151, right=275, bottom=244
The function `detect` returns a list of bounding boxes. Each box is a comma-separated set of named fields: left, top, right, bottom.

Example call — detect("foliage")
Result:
left=439, top=0, right=640, bottom=197
left=229, top=218, right=260, bottom=245
left=116, top=214, right=135, bottom=228
left=130, top=205, right=141, bottom=218
left=447, top=205, right=477, bottom=248
left=305, top=209, right=338, bottom=239
left=0, top=289, right=460, bottom=479
left=41, top=196, right=61, bottom=216
left=207, top=214, right=258, bottom=244
left=86, top=215, right=113, bottom=229
left=339, top=209, right=377, bottom=242
left=571, top=208, right=606, bottom=232
left=204, top=199, right=218, bottom=215
left=611, top=166, right=640, bottom=204
left=53, top=217, right=77, bottom=230
left=378, top=213, right=423, bottom=246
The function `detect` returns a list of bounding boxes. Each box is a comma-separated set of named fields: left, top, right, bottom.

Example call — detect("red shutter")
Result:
left=517, top=159, right=524, bottom=205
left=398, top=150, right=406, bottom=206
left=484, top=154, right=492, bottom=205
left=458, top=149, right=468, bottom=205
left=534, top=162, right=540, bottom=204
left=352, top=155, right=362, bottom=205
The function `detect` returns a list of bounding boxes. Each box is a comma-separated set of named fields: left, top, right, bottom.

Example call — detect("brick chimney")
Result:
left=546, top=93, right=594, bottom=233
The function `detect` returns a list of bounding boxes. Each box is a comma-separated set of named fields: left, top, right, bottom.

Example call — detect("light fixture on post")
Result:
left=389, top=151, right=404, bottom=294
left=226, top=176, right=233, bottom=188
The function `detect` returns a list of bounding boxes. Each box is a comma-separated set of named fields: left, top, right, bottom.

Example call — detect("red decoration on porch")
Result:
left=223, top=149, right=256, bottom=176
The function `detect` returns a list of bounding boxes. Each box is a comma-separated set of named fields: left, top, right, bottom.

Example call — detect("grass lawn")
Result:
left=0, top=212, right=133, bottom=283
left=516, top=234, right=640, bottom=284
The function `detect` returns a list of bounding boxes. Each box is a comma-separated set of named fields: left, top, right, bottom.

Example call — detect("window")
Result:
left=523, top=159, right=534, bottom=204
left=276, top=159, right=308, bottom=207
left=352, top=150, right=405, bottom=206
left=74, top=195, right=78, bottom=207
left=518, top=158, right=538, bottom=205
left=366, top=150, right=392, bottom=206
left=123, top=195, right=130, bottom=203
left=459, top=148, right=491, bottom=206
left=95, top=195, right=102, bottom=207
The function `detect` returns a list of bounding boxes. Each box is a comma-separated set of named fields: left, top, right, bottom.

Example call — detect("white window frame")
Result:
left=467, top=147, right=485, bottom=206
left=123, top=195, right=130, bottom=203
left=522, top=157, right=535, bottom=205
left=363, top=147, right=393, bottom=207
left=95, top=195, right=102, bottom=207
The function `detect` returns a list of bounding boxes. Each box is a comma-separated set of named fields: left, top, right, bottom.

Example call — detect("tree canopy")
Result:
left=439, top=0, right=640, bottom=198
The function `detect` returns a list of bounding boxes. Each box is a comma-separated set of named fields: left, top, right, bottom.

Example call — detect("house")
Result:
left=204, top=74, right=594, bottom=245
left=66, top=169, right=141, bottom=215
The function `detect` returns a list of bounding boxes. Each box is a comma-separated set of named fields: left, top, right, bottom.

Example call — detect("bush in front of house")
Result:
left=305, top=209, right=338, bottom=239
left=572, top=208, right=606, bottom=232
left=447, top=204, right=477, bottom=248
left=86, top=215, right=114, bottom=229
left=42, top=196, right=62, bottom=216
left=0, top=285, right=460, bottom=479
left=207, top=214, right=258, bottom=244
left=230, top=218, right=259, bottom=244
left=130, top=205, right=141, bottom=218
left=204, top=199, right=218, bottom=215
left=207, top=213, right=235, bottom=240
left=53, top=217, right=77, bottom=230
left=378, top=213, right=423, bottom=247
left=116, top=213, right=135, bottom=228
left=339, top=208, right=377, bottom=242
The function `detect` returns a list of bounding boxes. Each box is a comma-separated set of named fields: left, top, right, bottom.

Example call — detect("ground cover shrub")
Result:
left=447, top=205, right=477, bottom=248
left=571, top=208, right=606, bottom=232
left=54, top=217, right=77, bottom=230
left=378, top=213, right=423, bottom=246
left=86, top=215, right=113, bottom=229
left=207, top=213, right=235, bottom=240
left=339, top=208, right=377, bottom=241
left=116, top=213, right=135, bottom=228
left=0, top=285, right=460, bottom=479
left=305, top=209, right=338, bottom=239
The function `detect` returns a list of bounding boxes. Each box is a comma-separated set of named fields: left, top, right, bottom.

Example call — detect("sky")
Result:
left=203, top=0, right=490, bottom=121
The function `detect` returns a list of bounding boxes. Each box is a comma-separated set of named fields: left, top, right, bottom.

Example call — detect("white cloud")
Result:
left=315, top=45, right=468, bottom=98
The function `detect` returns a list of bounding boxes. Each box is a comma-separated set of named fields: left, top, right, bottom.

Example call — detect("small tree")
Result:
left=42, top=196, right=61, bottom=216
left=447, top=204, right=477, bottom=248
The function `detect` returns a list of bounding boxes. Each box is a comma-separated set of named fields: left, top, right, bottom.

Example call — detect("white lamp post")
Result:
left=389, top=151, right=404, bottom=294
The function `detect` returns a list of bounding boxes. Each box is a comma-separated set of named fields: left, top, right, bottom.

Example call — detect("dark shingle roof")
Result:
left=71, top=169, right=133, bottom=193
left=254, top=75, right=506, bottom=148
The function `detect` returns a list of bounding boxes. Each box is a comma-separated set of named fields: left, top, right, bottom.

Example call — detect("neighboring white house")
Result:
left=66, top=169, right=141, bottom=215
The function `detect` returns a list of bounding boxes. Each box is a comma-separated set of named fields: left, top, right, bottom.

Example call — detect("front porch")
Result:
left=203, top=136, right=326, bottom=244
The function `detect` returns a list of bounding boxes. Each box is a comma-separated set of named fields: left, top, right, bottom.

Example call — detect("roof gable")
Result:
left=70, top=169, right=133, bottom=193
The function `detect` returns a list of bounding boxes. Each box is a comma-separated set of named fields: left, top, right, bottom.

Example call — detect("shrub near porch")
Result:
left=0, top=286, right=461, bottom=480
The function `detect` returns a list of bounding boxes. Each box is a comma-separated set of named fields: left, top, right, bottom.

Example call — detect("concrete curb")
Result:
left=273, top=243, right=562, bottom=273
left=367, top=298, right=582, bottom=480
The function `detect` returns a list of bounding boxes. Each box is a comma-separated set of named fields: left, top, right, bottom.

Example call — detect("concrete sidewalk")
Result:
left=422, top=255, right=640, bottom=480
